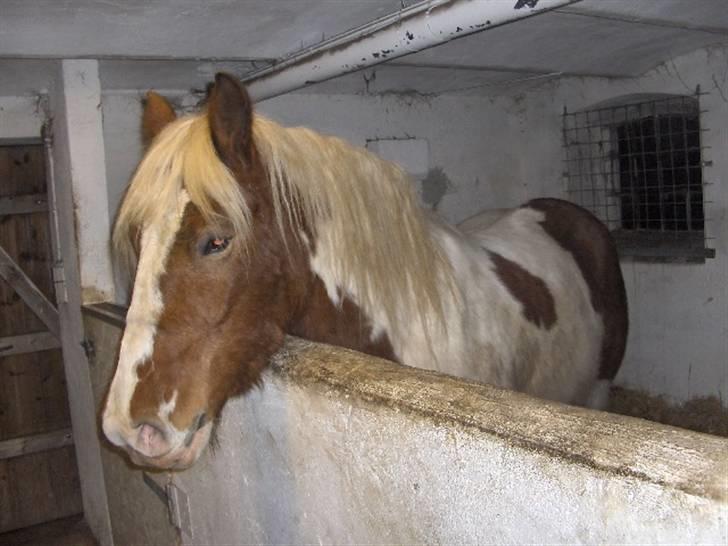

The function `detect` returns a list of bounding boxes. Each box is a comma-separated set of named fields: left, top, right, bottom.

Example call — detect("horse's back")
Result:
left=442, top=198, right=627, bottom=408
left=524, top=198, right=628, bottom=385
left=457, top=208, right=513, bottom=234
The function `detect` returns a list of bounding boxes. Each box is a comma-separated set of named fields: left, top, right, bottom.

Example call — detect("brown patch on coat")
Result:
left=527, top=198, right=628, bottom=380
left=488, top=250, right=556, bottom=329
left=289, top=279, right=397, bottom=362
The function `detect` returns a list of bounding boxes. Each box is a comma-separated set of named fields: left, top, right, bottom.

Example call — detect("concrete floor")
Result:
left=0, top=515, right=97, bottom=546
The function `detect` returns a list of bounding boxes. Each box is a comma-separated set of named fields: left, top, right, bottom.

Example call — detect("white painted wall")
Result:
left=0, top=96, right=45, bottom=140
left=99, top=44, right=727, bottom=406
left=258, top=92, right=549, bottom=221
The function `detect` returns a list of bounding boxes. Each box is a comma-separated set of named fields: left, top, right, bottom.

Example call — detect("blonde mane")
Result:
left=114, top=111, right=457, bottom=343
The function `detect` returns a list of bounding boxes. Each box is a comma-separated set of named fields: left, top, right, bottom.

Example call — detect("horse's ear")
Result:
left=142, top=91, right=177, bottom=148
left=207, top=72, right=253, bottom=166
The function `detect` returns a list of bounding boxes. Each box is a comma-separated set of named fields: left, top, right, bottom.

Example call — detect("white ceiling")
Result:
left=1, top=0, right=727, bottom=97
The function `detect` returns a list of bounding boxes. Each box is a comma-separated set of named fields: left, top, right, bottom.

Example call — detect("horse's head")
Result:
left=102, top=71, right=451, bottom=469
left=102, top=74, right=298, bottom=469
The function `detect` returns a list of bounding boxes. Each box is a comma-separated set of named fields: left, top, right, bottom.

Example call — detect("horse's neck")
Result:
left=287, top=275, right=397, bottom=362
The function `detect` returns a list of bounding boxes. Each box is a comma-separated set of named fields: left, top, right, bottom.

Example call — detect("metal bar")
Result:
left=0, top=244, right=60, bottom=337
left=142, top=472, right=169, bottom=504
left=666, top=111, right=678, bottom=230
left=695, top=89, right=710, bottom=245
left=654, top=112, right=665, bottom=230
left=0, top=193, right=49, bottom=216
left=42, top=122, right=68, bottom=305
left=0, top=53, right=274, bottom=63
left=624, top=106, right=638, bottom=229
left=0, top=428, right=74, bottom=460
left=0, top=332, right=61, bottom=356
left=82, top=302, right=127, bottom=328
left=245, top=0, right=581, bottom=101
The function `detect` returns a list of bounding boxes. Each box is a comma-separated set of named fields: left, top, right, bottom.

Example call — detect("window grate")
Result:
left=562, top=93, right=714, bottom=262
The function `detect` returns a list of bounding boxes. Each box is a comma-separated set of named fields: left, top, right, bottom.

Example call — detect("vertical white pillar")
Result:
left=58, top=59, right=115, bottom=303
left=51, top=59, right=115, bottom=546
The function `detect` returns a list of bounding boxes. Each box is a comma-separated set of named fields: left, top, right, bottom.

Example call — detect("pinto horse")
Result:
left=102, top=73, right=628, bottom=469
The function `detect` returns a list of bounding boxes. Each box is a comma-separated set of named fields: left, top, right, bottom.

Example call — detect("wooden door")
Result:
left=0, top=143, right=83, bottom=533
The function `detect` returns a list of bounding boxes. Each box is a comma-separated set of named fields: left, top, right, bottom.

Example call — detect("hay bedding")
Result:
left=609, top=386, right=728, bottom=438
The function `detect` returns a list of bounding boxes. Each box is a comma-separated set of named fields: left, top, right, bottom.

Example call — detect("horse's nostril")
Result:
left=137, top=421, right=166, bottom=454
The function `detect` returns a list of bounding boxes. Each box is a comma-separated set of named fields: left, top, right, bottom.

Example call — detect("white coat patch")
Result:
left=102, top=191, right=190, bottom=447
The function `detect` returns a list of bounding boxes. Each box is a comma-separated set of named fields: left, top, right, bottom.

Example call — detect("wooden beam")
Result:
left=0, top=193, right=48, bottom=216
left=0, top=332, right=61, bottom=356
left=0, top=245, right=60, bottom=337
left=82, top=302, right=127, bottom=328
left=0, top=428, right=74, bottom=460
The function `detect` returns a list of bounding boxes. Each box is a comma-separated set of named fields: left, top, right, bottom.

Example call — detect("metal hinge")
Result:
left=52, top=262, right=68, bottom=304
left=81, top=338, right=95, bottom=361
left=142, top=472, right=193, bottom=538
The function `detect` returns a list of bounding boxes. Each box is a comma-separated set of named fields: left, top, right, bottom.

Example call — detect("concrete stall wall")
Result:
left=82, top=311, right=728, bottom=545
left=83, top=311, right=178, bottom=546
left=100, top=44, right=727, bottom=407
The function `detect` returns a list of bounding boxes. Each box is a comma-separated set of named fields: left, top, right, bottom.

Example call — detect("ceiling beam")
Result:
left=245, top=0, right=582, bottom=101
left=0, top=53, right=275, bottom=65
left=386, top=61, right=627, bottom=80
left=555, top=7, right=728, bottom=35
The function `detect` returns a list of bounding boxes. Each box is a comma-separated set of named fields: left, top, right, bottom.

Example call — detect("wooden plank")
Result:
left=83, top=302, right=127, bottom=328
left=0, top=350, right=70, bottom=442
left=0, top=193, right=48, bottom=216
left=0, top=446, right=83, bottom=533
left=0, top=428, right=73, bottom=460
left=0, top=332, right=61, bottom=356
left=0, top=143, right=81, bottom=536
left=0, top=145, right=70, bottom=444
left=0, top=244, right=59, bottom=337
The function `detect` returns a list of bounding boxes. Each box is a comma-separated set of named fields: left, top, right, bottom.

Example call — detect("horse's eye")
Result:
left=202, top=236, right=230, bottom=256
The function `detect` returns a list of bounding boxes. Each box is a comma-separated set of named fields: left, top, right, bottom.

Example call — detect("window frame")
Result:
left=562, top=91, right=714, bottom=263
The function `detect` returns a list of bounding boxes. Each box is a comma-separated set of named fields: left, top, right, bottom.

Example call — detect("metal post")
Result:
left=246, top=0, right=582, bottom=101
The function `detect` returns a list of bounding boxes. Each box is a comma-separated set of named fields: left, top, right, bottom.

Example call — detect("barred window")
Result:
left=563, top=93, right=714, bottom=262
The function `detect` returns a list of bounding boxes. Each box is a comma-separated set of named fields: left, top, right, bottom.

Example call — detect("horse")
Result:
left=102, top=73, right=628, bottom=470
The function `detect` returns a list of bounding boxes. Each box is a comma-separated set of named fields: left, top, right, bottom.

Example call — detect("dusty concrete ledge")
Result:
left=83, top=306, right=728, bottom=544
left=271, top=337, right=728, bottom=503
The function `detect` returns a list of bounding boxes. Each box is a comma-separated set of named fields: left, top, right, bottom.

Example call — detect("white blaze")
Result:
left=102, top=190, right=190, bottom=447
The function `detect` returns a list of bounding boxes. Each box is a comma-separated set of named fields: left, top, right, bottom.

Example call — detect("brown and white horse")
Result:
left=102, top=73, right=628, bottom=470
